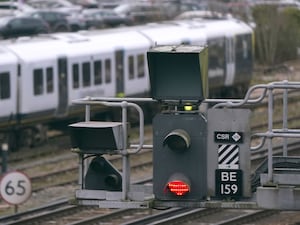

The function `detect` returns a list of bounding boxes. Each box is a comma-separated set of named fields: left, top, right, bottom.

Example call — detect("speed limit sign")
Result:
left=0, top=171, right=31, bottom=205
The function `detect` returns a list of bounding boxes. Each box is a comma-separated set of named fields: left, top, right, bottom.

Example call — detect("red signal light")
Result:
left=166, top=180, right=190, bottom=196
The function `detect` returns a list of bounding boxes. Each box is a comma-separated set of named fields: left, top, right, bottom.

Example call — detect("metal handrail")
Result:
left=72, top=96, right=154, bottom=200
left=208, top=80, right=300, bottom=182
left=72, top=80, right=300, bottom=186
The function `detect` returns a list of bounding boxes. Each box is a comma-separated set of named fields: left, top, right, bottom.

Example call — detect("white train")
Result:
left=0, top=17, right=254, bottom=150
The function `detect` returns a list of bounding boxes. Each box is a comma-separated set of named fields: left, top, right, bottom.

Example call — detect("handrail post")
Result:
left=267, top=87, right=274, bottom=182
left=121, top=101, right=129, bottom=200
left=282, top=80, right=288, bottom=156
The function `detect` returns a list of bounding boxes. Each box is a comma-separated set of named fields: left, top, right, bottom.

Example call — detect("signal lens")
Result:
left=167, top=180, right=190, bottom=196
left=163, top=129, right=191, bottom=151
left=184, top=105, right=193, bottom=111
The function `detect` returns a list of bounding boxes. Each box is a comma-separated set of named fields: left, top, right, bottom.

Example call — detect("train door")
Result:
left=115, top=49, right=124, bottom=97
left=224, top=35, right=235, bottom=86
left=56, top=57, right=68, bottom=116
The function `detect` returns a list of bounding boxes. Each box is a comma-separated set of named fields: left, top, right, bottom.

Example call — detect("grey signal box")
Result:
left=207, top=108, right=251, bottom=199
left=153, top=113, right=207, bottom=202
left=69, top=121, right=124, bottom=152
left=147, top=45, right=208, bottom=101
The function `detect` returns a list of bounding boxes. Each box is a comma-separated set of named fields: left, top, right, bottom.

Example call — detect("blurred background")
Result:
left=1, top=0, right=300, bottom=67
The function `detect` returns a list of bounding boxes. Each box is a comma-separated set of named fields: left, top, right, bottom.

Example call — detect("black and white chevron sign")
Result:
left=218, top=144, right=239, bottom=169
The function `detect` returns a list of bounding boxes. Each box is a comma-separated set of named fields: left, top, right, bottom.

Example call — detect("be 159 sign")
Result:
left=215, top=169, right=243, bottom=199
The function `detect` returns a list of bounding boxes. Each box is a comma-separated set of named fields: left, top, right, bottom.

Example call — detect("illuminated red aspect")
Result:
left=166, top=180, right=190, bottom=196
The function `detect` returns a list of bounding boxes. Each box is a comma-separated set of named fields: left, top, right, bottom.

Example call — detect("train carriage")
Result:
left=86, top=30, right=152, bottom=98
left=6, top=39, right=65, bottom=120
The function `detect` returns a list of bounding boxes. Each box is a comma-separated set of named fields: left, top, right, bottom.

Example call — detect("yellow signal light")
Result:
left=184, top=105, right=193, bottom=111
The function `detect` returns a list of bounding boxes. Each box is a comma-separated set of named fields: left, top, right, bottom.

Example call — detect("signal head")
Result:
left=85, top=156, right=122, bottom=191
left=153, top=113, right=207, bottom=202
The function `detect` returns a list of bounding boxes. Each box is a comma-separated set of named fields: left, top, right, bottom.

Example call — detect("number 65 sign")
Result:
left=0, top=171, right=31, bottom=205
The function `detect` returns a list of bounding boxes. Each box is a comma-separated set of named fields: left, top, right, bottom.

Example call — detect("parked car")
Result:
left=0, top=1, right=35, bottom=16
left=26, top=0, right=82, bottom=14
left=83, top=9, right=133, bottom=29
left=113, top=3, right=165, bottom=24
left=163, top=2, right=209, bottom=19
left=175, top=10, right=224, bottom=20
left=23, top=10, right=70, bottom=32
left=0, top=15, right=49, bottom=39
left=97, top=0, right=122, bottom=9
left=69, top=0, right=99, bottom=9
left=60, top=12, right=86, bottom=31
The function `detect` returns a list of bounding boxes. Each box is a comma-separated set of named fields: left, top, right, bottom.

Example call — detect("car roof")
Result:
left=0, top=15, right=40, bottom=20
left=26, top=9, right=66, bottom=14
left=82, top=8, right=114, bottom=14
left=0, top=15, right=46, bottom=26
left=0, top=1, right=35, bottom=10
left=175, top=10, right=225, bottom=20
left=0, top=16, right=13, bottom=24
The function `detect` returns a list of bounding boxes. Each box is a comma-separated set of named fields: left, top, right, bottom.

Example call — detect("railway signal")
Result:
left=147, top=45, right=209, bottom=205
left=153, top=113, right=207, bottom=201
left=69, top=121, right=124, bottom=191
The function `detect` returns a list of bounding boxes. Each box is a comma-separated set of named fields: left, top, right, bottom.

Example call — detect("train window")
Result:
left=128, top=55, right=134, bottom=80
left=105, top=59, right=111, bottom=83
left=72, top=64, right=79, bottom=89
left=46, top=67, right=54, bottom=93
left=242, top=40, right=248, bottom=58
left=226, top=38, right=234, bottom=64
left=236, top=35, right=250, bottom=59
left=82, top=62, right=91, bottom=87
left=0, top=72, right=10, bottom=99
left=33, top=69, right=44, bottom=95
left=208, top=38, right=225, bottom=69
left=94, top=60, right=102, bottom=85
left=137, top=54, right=145, bottom=78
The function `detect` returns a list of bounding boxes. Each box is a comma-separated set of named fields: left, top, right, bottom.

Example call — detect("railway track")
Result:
left=120, top=208, right=278, bottom=225
left=0, top=178, right=153, bottom=225
left=119, top=207, right=300, bottom=225
left=0, top=195, right=269, bottom=225
left=2, top=130, right=299, bottom=200
left=1, top=138, right=300, bottom=224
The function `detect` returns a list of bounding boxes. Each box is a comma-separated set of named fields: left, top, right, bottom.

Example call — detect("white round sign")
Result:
left=0, top=171, right=31, bottom=205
